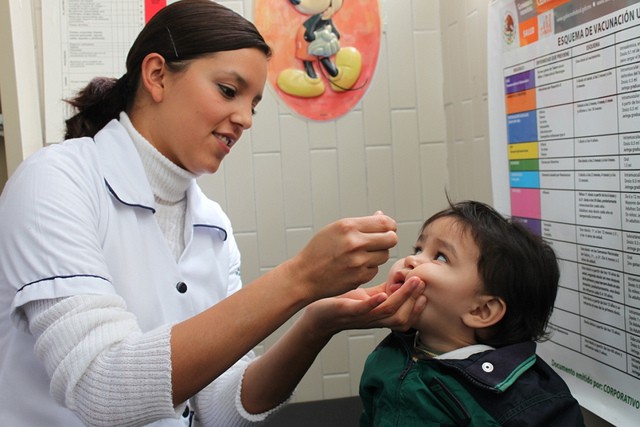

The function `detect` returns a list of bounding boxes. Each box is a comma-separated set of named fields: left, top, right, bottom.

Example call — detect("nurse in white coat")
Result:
left=0, top=1, right=426, bottom=426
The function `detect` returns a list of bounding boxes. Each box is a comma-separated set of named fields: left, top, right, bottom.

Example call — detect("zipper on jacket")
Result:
left=428, top=377, right=471, bottom=427
left=399, top=355, right=417, bottom=380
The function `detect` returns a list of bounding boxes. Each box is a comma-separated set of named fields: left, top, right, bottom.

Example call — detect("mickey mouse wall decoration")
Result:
left=254, top=0, right=381, bottom=121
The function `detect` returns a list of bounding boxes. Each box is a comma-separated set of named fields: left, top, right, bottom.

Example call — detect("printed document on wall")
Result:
left=488, top=1, right=640, bottom=425
left=40, top=0, right=183, bottom=143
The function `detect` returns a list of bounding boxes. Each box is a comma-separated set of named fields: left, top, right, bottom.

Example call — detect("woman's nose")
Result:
left=231, top=106, right=253, bottom=130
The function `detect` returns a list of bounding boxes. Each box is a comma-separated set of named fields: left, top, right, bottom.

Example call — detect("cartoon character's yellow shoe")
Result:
left=329, top=47, right=362, bottom=92
left=277, top=69, right=325, bottom=98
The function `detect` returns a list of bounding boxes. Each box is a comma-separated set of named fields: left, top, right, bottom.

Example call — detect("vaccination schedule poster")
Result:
left=41, top=0, right=184, bottom=143
left=488, top=0, right=640, bottom=424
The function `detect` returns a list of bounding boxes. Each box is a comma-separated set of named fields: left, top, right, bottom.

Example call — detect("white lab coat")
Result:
left=0, top=119, right=251, bottom=425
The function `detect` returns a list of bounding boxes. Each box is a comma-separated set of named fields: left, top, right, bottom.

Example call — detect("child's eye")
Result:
left=412, top=246, right=423, bottom=255
left=218, top=84, right=237, bottom=98
left=434, top=252, right=448, bottom=263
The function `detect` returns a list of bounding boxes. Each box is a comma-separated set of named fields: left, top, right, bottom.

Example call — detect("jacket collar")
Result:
left=93, top=119, right=227, bottom=238
left=391, top=330, right=537, bottom=393
left=95, top=119, right=156, bottom=212
left=439, top=340, right=537, bottom=392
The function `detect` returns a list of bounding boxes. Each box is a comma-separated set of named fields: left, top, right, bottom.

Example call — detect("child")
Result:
left=359, top=200, right=585, bottom=426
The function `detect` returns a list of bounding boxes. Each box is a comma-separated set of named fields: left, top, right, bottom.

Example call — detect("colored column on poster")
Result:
left=145, top=0, right=166, bottom=22
left=507, top=111, right=537, bottom=143
left=508, top=141, right=538, bottom=159
left=514, top=217, right=542, bottom=236
left=510, top=171, right=540, bottom=188
left=510, top=158, right=539, bottom=171
left=511, top=188, right=541, bottom=220
left=506, top=88, right=537, bottom=114
left=505, top=70, right=535, bottom=94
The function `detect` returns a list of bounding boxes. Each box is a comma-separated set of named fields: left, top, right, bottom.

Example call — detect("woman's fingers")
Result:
left=294, top=214, right=398, bottom=299
left=370, top=277, right=426, bottom=330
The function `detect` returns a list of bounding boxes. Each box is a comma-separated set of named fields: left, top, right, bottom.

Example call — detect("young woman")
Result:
left=0, top=1, right=426, bottom=425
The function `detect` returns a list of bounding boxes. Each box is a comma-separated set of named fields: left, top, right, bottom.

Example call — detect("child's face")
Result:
left=386, top=216, right=485, bottom=346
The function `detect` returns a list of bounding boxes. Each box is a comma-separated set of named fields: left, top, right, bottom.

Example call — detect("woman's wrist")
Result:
left=274, top=257, right=319, bottom=307
left=295, top=307, right=336, bottom=347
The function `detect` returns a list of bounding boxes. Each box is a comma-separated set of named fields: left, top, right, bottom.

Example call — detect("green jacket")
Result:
left=359, top=331, right=585, bottom=426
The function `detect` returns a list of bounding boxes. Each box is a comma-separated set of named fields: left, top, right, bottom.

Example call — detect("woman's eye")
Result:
left=435, top=252, right=448, bottom=263
left=218, top=84, right=236, bottom=98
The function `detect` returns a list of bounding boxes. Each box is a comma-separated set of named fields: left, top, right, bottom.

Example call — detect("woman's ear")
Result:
left=462, top=296, right=506, bottom=329
left=140, top=52, right=167, bottom=103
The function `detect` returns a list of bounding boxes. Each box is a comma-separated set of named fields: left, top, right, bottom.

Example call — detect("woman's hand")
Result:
left=284, top=213, right=398, bottom=303
left=238, top=276, right=425, bottom=413
left=300, top=276, right=427, bottom=339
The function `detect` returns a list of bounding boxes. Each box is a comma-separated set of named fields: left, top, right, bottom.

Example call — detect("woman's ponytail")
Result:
left=64, top=74, right=131, bottom=139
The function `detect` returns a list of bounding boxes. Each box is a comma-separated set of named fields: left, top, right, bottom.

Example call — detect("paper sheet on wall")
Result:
left=488, top=1, right=640, bottom=425
left=41, top=0, right=175, bottom=143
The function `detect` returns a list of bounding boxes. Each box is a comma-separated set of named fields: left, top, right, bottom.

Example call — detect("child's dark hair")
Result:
left=423, top=200, right=559, bottom=347
left=64, top=0, right=271, bottom=139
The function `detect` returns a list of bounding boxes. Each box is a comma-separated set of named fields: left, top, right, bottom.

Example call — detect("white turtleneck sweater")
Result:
left=121, top=112, right=194, bottom=261
left=21, top=114, right=271, bottom=426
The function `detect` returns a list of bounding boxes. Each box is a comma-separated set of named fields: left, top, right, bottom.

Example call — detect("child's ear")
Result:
left=462, top=296, right=506, bottom=329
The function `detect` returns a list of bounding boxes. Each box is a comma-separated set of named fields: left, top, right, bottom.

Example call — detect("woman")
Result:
left=0, top=1, right=426, bottom=426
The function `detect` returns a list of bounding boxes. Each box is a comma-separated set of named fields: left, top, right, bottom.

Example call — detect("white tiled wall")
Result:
left=441, top=1, right=493, bottom=203
left=198, top=0, right=490, bottom=403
